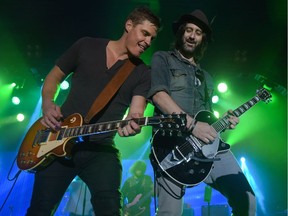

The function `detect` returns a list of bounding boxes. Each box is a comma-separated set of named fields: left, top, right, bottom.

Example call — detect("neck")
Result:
left=107, top=40, right=128, bottom=60
left=177, top=50, right=196, bottom=65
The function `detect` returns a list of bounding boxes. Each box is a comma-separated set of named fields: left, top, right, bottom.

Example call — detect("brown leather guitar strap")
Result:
left=84, top=59, right=135, bottom=123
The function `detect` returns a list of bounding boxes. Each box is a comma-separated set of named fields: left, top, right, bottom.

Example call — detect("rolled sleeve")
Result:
left=147, top=51, right=172, bottom=99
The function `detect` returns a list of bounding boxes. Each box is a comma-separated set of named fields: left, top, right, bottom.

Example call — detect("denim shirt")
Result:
left=148, top=50, right=214, bottom=116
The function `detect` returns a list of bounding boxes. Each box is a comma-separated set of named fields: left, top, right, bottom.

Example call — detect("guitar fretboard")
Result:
left=62, top=118, right=148, bottom=138
left=212, top=94, right=265, bottom=133
left=36, top=114, right=187, bottom=143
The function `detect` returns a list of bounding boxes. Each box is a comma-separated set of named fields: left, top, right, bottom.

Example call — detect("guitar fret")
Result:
left=239, top=107, right=245, bottom=113
left=86, top=126, right=92, bottom=134
left=97, top=124, right=103, bottom=132
left=70, top=128, right=75, bottom=136
left=223, top=117, right=229, bottom=126
left=81, top=126, right=87, bottom=135
left=234, top=110, right=241, bottom=117
left=90, top=125, right=95, bottom=133
left=106, top=123, right=112, bottom=130
left=214, top=122, right=223, bottom=132
left=57, top=129, right=65, bottom=140
left=73, top=128, right=78, bottom=136
left=248, top=100, right=255, bottom=106
left=243, top=103, right=250, bottom=109
left=65, top=129, right=72, bottom=137
left=74, top=127, right=80, bottom=136
left=70, top=129, right=75, bottom=137
left=220, top=120, right=227, bottom=130
left=93, top=125, right=98, bottom=132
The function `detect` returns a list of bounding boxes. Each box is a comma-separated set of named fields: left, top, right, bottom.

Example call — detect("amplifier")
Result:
left=201, top=204, right=230, bottom=216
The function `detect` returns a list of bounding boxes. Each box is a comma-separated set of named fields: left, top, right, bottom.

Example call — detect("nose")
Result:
left=145, top=36, right=152, bottom=47
left=188, top=31, right=196, bottom=39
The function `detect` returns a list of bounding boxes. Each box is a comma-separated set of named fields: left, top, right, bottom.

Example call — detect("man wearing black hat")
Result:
left=148, top=10, right=256, bottom=216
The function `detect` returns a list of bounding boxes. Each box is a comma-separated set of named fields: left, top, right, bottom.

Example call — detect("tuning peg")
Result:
left=266, top=98, right=272, bottom=103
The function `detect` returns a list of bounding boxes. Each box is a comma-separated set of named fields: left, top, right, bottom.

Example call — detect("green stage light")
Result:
left=213, top=110, right=220, bottom=118
left=12, top=96, right=20, bottom=105
left=60, top=80, right=69, bottom=90
left=11, top=82, right=17, bottom=88
left=16, top=113, right=25, bottom=122
left=212, top=95, right=219, bottom=104
left=263, top=84, right=272, bottom=91
left=217, top=82, right=228, bottom=93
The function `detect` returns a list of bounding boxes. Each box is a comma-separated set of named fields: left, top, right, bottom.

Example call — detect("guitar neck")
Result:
left=212, top=94, right=263, bottom=133
left=62, top=117, right=149, bottom=139
left=60, top=114, right=186, bottom=139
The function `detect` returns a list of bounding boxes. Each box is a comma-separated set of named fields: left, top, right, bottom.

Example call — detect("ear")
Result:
left=125, top=19, right=133, bottom=32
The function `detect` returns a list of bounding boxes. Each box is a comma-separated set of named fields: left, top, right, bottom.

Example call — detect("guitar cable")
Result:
left=156, top=172, right=186, bottom=200
left=0, top=156, right=22, bottom=214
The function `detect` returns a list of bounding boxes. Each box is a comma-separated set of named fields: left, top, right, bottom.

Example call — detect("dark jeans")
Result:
left=26, top=149, right=122, bottom=216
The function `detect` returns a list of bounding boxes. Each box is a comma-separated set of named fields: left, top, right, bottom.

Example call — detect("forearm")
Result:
left=152, top=91, right=217, bottom=143
left=152, top=91, right=195, bottom=129
left=42, top=66, right=65, bottom=104
left=152, top=91, right=184, bottom=114
left=118, top=95, right=146, bottom=136
left=126, top=95, right=147, bottom=118
left=40, top=66, right=66, bottom=129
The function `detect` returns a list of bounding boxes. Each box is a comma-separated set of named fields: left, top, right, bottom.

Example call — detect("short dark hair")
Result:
left=126, top=6, right=161, bottom=30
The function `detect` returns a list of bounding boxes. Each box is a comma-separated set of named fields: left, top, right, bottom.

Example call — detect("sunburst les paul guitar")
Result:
left=150, top=88, right=272, bottom=187
left=17, top=113, right=186, bottom=172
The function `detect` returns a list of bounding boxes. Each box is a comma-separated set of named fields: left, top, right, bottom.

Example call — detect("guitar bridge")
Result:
left=175, top=146, right=192, bottom=162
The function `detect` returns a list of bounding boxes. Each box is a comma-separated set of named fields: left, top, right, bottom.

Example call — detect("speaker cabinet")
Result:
left=182, top=203, right=194, bottom=216
left=201, top=204, right=230, bottom=216
left=182, top=207, right=194, bottom=216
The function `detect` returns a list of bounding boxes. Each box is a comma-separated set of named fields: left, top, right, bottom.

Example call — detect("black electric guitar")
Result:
left=151, top=88, right=272, bottom=187
left=17, top=113, right=186, bottom=172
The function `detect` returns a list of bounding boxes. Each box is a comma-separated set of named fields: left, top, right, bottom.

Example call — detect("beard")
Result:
left=179, top=40, right=199, bottom=58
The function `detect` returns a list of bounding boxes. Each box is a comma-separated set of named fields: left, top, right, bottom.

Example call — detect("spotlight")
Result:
left=217, top=82, right=228, bottom=93
left=60, top=80, right=69, bottom=90
left=213, top=110, right=220, bottom=118
left=10, top=82, right=17, bottom=88
left=12, top=96, right=20, bottom=105
left=212, top=95, right=219, bottom=103
left=16, top=113, right=25, bottom=122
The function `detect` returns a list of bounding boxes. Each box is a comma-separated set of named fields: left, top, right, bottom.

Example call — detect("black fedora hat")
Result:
left=172, top=9, right=212, bottom=40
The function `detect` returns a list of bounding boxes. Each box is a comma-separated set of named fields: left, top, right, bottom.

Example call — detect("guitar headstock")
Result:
left=257, top=88, right=272, bottom=103
left=149, top=114, right=187, bottom=135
